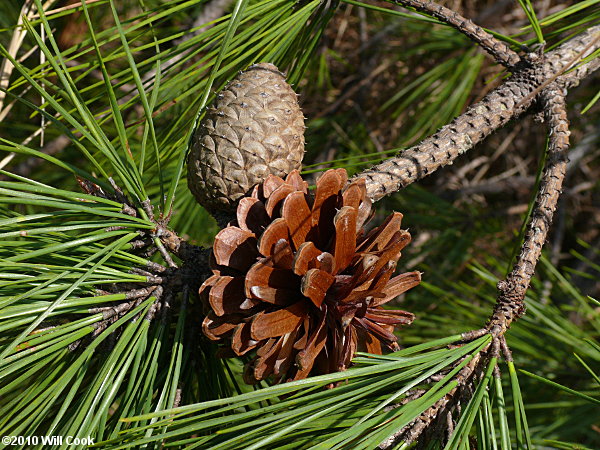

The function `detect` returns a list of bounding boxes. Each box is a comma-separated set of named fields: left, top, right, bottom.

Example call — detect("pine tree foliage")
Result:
left=0, top=0, right=599, bottom=448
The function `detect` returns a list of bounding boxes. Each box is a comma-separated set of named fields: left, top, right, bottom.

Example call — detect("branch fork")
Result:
left=364, top=1, right=585, bottom=445
left=381, top=76, right=572, bottom=447
left=66, top=183, right=210, bottom=351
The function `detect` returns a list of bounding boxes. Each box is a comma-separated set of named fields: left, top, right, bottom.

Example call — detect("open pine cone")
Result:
left=200, top=169, right=421, bottom=383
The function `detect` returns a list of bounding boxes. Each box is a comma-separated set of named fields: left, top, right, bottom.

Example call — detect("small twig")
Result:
left=89, top=299, right=140, bottom=317
left=445, top=411, right=454, bottom=444
left=493, top=364, right=501, bottom=378
left=393, top=0, right=521, bottom=68
left=144, top=274, right=165, bottom=284
left=144, top=290, right=173, bottom=324
left=499, top=336, right=512, bottom=362
left=122, top=203, right=137, bottom=217
left=142, top=246, right=159, bottom=258
left=172, top=387, right=183, bottom=409
left=154, top=239, right=178, bottom=268
left=146, top=260, right=167, bottom=273
left=459, top=328, right=487, bottom=342
left=128, top=239, right=150, bottom=249
left=130, top=267, right=160, bottom=277
left=109, top=177, right=130, bottom=205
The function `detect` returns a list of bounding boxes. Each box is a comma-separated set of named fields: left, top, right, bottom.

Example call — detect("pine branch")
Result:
left=487, top=82, right=570, bottom=337
left=354, top=10, right=582, bottom=442
left=391, top=80, right=572, bottom=447
left=379, top=351, right=484, bottom=448
left=354, top=25, right=599, bottom=202
left=8, top=4, right=592, bottom=444
left=80, top=6, right=594, bottom=382
left=391, top=0, right=521, bottom=68
left=165, top=21, right=593, bottom=371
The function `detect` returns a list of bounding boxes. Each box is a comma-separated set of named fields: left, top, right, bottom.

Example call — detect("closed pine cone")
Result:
left=200, top=169, right=421, bottom=384
left=187, top=63, right=305, bottom=214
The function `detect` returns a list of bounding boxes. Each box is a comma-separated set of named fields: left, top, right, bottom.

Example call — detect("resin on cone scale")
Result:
left=187, top=63, right=305, bottom=214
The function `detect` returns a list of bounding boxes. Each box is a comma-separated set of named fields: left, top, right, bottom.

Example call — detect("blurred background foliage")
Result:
left=0, top=0, right=599, bottom=447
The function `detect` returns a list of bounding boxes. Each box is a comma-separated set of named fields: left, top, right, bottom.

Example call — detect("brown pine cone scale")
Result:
left=200, top=169, right=421, bottom=383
